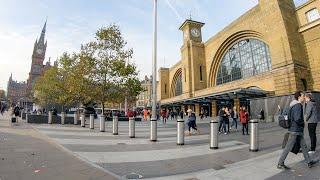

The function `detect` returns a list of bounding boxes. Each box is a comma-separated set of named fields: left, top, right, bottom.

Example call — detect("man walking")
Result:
left=278, top=91, right=318, bottom=169
left=304, top=93, right=319, bottom=154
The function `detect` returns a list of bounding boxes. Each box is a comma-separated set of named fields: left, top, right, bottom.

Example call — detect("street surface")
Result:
left=1, top=113, right=319, bottom=179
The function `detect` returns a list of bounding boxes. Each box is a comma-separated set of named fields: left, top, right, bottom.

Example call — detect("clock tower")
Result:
left=27, top=20, right=47, bottom=95
left=179, top=19, right=207, bottom=97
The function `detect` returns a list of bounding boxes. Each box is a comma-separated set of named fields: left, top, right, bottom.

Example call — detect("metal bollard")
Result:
left=81, top=114, right=85, bottom=127
left=210, top=118, right=219, bottom=149
left=129, top=117, right=135, bottom=138
left=61, top=112, right=65, bottom=125
left=177, top=119, right=184, bottom=145
left=48, top=111, right=52, bottom=124
left=150, top=118, right=157, bottom=141
left=249, top=119, right=259, bottom=152
left=113, top=116, right=119, bottom=135
left=89, top=114, right=94, bottom=129
left=74, top=113, right=78, bottom=125
left=100, top=115, right=105, bottom=132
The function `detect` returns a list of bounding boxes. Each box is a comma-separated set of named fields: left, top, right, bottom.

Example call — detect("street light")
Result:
left=124, top=57, right=129, bottom=116
left=150, top=0, right=158, bottom=142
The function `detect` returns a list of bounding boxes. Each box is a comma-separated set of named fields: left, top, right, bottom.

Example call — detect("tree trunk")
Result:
left=102, top=102, right=105, bottom=116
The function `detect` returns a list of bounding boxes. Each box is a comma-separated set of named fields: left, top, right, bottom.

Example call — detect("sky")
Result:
left=0, top=0, right=307, bottom=91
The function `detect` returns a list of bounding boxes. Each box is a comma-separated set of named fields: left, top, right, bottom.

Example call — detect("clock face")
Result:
left=36, top=48, right=43, bottom=54
left=191, top=28, right=200, bottom=38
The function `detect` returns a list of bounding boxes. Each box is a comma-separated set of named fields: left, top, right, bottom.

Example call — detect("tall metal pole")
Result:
left=124, top=58, right=129, bottom=116
left=150, top=0, right=158, bottom=142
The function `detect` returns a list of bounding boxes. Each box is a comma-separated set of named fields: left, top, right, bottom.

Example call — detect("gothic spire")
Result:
left=38, top=19, right=47, bottom=46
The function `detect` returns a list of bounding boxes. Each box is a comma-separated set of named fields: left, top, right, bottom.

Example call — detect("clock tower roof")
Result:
left=179, top=19, right=205, bottom=31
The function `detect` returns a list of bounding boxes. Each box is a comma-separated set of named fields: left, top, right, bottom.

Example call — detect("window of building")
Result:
left=306, top=8, right=320, bottom=23
left=175, top=74, right=183, bottom=96
left=200, top=66, right=203, bottom=81
left=165, top=84, right=167, bottom=94
left=216, top=39, right=272, bottom=85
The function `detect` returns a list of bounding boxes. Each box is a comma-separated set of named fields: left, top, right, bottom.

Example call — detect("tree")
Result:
left=33, top=66, right=60, bottom=108
left=0, top=89, right=6, bottom=101
left=82, top=24, right=142, bottom=114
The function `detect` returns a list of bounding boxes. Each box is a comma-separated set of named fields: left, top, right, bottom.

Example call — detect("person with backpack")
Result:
left=277, top=91, right=318, bottom=169
left=304, top=93, right=319, bottom=154
left=13, top=105, right=20, bottom=117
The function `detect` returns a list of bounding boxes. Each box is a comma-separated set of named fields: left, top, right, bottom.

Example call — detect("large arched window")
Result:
left=216, top=39, right=272, bottom=85
left=175, top=74, right=182, bottom=96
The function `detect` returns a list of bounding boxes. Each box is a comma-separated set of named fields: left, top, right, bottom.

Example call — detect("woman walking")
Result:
left=239, top=106, right=249, bottom=135
left=187, top=112, right=200, bottom=135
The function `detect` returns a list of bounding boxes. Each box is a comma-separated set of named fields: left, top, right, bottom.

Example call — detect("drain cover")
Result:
left=125, top=173, right=143, bottom=179
left=117, top=143, right=126, bottom=145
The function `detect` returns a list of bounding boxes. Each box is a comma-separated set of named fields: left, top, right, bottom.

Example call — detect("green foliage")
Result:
left=0, top=89, right=6, bottom=100
left=82, top=24, right=143, bottom=112
left=33, top=24, right=143, bottom=112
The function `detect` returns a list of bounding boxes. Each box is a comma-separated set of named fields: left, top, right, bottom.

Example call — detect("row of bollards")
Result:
left=175, top=118, right=259, bottom=152
left=48, top=111, right=259, bottom=152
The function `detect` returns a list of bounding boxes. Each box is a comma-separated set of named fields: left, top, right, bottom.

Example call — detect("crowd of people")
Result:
left=278, top=91, right=319, bottom=169
left=217, top=106, right=249, bottom=135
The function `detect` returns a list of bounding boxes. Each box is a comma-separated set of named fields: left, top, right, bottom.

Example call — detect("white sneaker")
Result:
left=224, top=132, right=228, bottom=135
left=308, top=151, right=315, bottom=154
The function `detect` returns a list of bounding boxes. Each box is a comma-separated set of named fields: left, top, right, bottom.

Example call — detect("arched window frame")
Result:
left=216, top=38, right=272, bottom=85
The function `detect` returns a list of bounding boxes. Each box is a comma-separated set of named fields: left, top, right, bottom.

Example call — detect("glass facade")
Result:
left=175, top=74, right=182, bottom=96
left=216, top=39, right=272, bottom=85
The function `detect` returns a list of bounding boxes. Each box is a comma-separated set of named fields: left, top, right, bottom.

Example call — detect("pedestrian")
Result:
left=187, top=112, right=200, bottom=136
left=231, top=106, right=238, bottom=130
left=218, top=107, right=227, bottom=134
left=13, top=105, right=20, bottom=117
left=239, top=106, right=249, bottom=135
left=259, top=109, right=265, bottom=120
left=200, top=109, right=204, bottom=120
left=143, top=109, right=148, bottom=121
left=170, top=111, right=174, bottom=121
left=161, top=109, right=167, bottom=124
left=304, top=93, right=319, bottom=154
left=278, top=91, right=318, bottom=169
left=179, top=110, right=184, bottom=119
left=224, top=107, right=230, bottom=133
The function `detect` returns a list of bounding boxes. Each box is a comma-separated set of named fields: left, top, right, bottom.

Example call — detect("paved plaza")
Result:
left=1, top=113, right=320, bottom=179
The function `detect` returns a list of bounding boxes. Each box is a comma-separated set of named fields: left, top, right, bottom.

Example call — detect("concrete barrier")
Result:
left=27, top=114, right=80, bottom=124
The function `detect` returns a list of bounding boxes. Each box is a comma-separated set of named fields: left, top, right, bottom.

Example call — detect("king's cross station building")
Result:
left=157, top=0, right=320, bottom=117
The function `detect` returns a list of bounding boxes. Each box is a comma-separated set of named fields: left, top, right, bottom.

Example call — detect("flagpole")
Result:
left=150, top=0, right=157, bottom=141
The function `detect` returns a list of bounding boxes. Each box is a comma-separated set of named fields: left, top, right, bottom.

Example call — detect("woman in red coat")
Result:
left=239, top=106, right=249, bottom=135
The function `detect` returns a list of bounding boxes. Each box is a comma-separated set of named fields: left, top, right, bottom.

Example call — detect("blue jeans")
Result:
left=231, top=118, right=238, bottom=129
left=219, top=118, right=227, bottom=133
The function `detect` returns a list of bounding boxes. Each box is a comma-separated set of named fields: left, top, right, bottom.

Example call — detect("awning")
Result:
left=161, top=88, right=273, bottom=106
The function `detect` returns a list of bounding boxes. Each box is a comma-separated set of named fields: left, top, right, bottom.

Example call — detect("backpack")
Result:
left=278, top=107, right=292, bottom=129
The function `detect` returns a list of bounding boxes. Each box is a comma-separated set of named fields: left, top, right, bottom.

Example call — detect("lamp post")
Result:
left=124, top=57, right=129, bottom=116
left=150, top=0, right=158, bottom=142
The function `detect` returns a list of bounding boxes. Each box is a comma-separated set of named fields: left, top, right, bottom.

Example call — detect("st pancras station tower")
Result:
left=158, top=0, right=320, bottom=120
